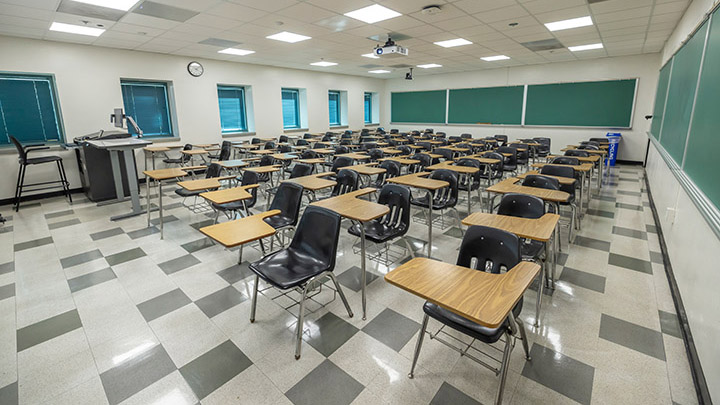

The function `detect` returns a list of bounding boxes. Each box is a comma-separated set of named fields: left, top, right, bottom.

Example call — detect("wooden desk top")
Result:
left=258, top=137, right=276, bottom=142
left=377, top=157, right=420, bottom=165
left=406, top=145, right=424, bottom=149
left=182, top=149, right=209, bottom=155
left=443, top=146, right=470, bottom=152
left=486, top=178, right=570, bottom=202
left=426, top=162, right=479, bottom=174
left=459, top=155, right=501, bottom=164
left=143, top=146, right=170, bottom=152
left=233, top=144, right=260, bottom=150
left=283, top=172, right=336, bottom=191
left=421, top=153, right=443, bottom=159
left=143, top=168, right=187, bottom=180
left=217, top=159, right=250, bottom=169
left=380, top=148, right=402, bottom=155
left=387, top=172, right=449, bottom=191
left=310, top=148, right=335, bottom=154
left=249, top=149, right=276, bottom=155
left=512, top=142, right=541, bottom=147
left=244, top=165, right=282, bottom=174
left=346, top=163, right=386, bottom=176
left=531, top=162, right=592, bottom=172
left=462, top=212, right=560, bottom=242
left=296, top=158, right=326, bottom=165
left=562, top=147, right=607, bottom=155
left=177, top=177, right=229, bottom=191
left=200, top=185, right=255, bottom=205
left=548, top=154, right=600, bottom=163
left=384, top=258, right=540, bottom=328
left=336, top=152, right=370, bottom=160
left=516, top=170, right=577, bottom=185
left=204, top=147, right=221, bottom=152
left=193, top=143, right=218, bottom=148
left=272, top=153, right=299, bottom=161
left=292, top=145, right=309, bottom=150
left=200, top=210, right=280, bottom=248
left=311, top=188, right=388, bottom=222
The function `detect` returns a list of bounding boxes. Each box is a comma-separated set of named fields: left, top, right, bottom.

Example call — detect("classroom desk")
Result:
left=193, top=143, right=218, bottom=149
left=143, top=146, right=169, bottom=170
left=531, top=162, right=592, bottom=214
left=200, top=210, right=280, bottom=263
left=312, top=188, right=388, bottom=319
left=406, top=145, right=425, bottom=150
left=216, top=159, right=250, bottom=174
left=421, top=152, right=443, bottom=160
left=282, top=172, right=336, bottom=200
left=310, top=148, right=335, bottom=155
left=443, top=146, right=471, bottom=154
left=336, top=152, right=371, bottom=160
left=181, top=149, right=209, bottom=166
left=377, top=157, right=420, bottom=166
left=200, top=185, right=257, bottom=220
left=143, top=167, right=187, bottom=239
left=249, top=149, right=276, bottom=156
left=427, top=162, right=480, bottom=214
left=244, top=165, right=282, bottom=187
left=517, top=169, right=585, bottom=209
left=486, top=177, right=569, bottom=216
left=387, top=172, right=449, bottom=257
left=380, top=148, right=402, bottom=155
left=272, top=153, right=299, bottom=179
left=345, top=163, right=385, bottom=187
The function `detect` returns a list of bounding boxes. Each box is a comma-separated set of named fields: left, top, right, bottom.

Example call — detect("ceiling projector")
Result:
left=373, top=36, right=409, bottom=57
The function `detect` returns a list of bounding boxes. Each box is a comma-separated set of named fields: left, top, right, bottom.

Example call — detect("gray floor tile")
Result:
left=612, top=226, right=647, bottom=240
left=68, top=268, right=116, bottom=293
left=150, top=215, right=179, bottom=226
left=181, top=238, right=215, bottom=253
left=14, top=236, right=53, bottom=252
left=559, top=267, right=606, bottom=293
left=217, top=263, right=254, bottom=284
left=336, top=266, right=380, bottom=293
left=443, top=227, right=464, bottom=238
left=585, top=209, right=614, bottom=219
left=618, top=177, right=639, bottom=182
left=394, top=235, right=426, bottom=252
left=597, top=195, right=617, bottom=202
left=16, top=309, right=83, bottom=352
left=195, top=286, right=247, bottom=318
left=0, top=225, right=12, bottom=234
left=138, top=289, right=192, bottom=322
left=0, top=283, right=16, bottom=301
left=649, top=251, right=664, bottom=264
left=60, top=249, right=104, bottom=269
left=521, top=343, right=595, bottom=405
left=44, top=209, right=74, bottom=219
left=105, top=247, right=146, bottom=266
left=0, top=381, right=17, bottom=405
left=48, top=218, right=81, bottom=230
left=304, top=312, right=359, bottom=357
left=285, top=359, right=364, bottom=405
left=658, top=310, right=682, bottom=339
left=646, top=224, right=658, bottom=234
left=557, top=252, right=569, bottom=266
left=158, top=254, right=201, bottom=275
left=430, top=382, right=480, bottom=405
left=599, top=314, right=666, bottom=361
left=617, top=190, right=642, bottom=197
left=100, top=344, right=177, bottom=405
left=189, top=219, right=214, bottom=230
left=616, top=202, right=643, bottom=211
left=572, top=235, right=611, bottom=252
left=127, top=226, right=160, bottom=239
left=362, top=308, right=420, bottom=352
left=90, top=227, right=125, bottom=241
left=179, top=340, right=252, bottom=400
left=0, top=262, right=13, bottom=275
left=608, top=253, right=653, bottom=274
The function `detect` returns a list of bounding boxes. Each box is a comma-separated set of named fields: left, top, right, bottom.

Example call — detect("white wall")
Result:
left=382, top=53, right=661, bottom=162
left=0, top=36, right=384, bottom=200
left=647, top=0, right=720, bottom=400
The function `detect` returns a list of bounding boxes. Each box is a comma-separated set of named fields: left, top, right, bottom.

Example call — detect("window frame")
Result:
left=217, top=85, right=249, bottom=134
left=281, top=88, right=301, bottom=130
left=328, top=90, right=342, bottom=127
left=364, top=92, right=373, bottom=124
left=120, top=79, right=175, bottom=138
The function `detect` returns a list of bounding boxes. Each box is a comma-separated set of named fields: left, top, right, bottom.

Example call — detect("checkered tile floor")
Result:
left=0, top=164, right=697, bottom=404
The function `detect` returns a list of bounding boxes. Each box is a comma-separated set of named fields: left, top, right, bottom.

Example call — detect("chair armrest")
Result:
left=25, top=146, right=50, bottom=153
left=23, top=143, right=46, bottom=148
left=240, top=184, right=260, bottom=191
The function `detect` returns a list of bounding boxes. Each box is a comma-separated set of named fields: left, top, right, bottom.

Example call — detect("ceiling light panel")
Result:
left=219, top=48, right=255, bottom=56
left=69, top=0, right=139, bottom=11
left=434, top=38, right=472, bottom=48
left=568, top=43, right=604, bottom=52
left=49, top=22, right=105, bottom=36
left=368, top=69, right=390, bottom=73
left=545, top=16, right=593, bottom=32
left=266, top=31, right=311, bottom=43
left=481, top=55, right=510, bottom=61
left=310, top=61, right=338, bottom=66
left=344, top=4, right=402, bottom=24
left=417, top=64, right=442, bottom=68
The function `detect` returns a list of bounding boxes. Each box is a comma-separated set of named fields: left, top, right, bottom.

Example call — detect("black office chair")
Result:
left=522, top=174, right=560, bottom=190
left=448, top=136, right=462, bottom=143
left=409, top=225, right=531, bottom=405
left=209, top=141, right=232, bottom=161
left=362, top=142, right=378, bottom=151
left=435, top=148, right=454, bottom=162
left=303, top=133, right=314, bottom=140
left=340, top=139, right=353, bottom=146
left=390, top=129, right=399, bottom=134
left=264, top=182, right=304, bottom=248
left=330, top=169, right=359, bottom=197
left=334, top=145, right=350, bottom=155
left=551, top=157, right=579, bottom=166
left=10, top=135, right=71, bottom=211
left=533, top=138, right=551, bottom=158
left=578, top=144, right=599, bottom=150
left=540, top=165, right=579, bottom=241
left=249, top=206, right=354, bottom=360
left=163, top=143, right=192, bottom=166
left=175, top=163, right=223, bottom=208
left=328, top=156, right=354, bottom=180
left=212, top=171, right=259, bottom=222
left=461, top=133, right=473, bottom=140
left=478, top=152, right=504, bottom=182
left=373, top=160, right=401, bottom=188
left=278, top=144, right=293, bottom=153
left=409, top=153, right=432, bottom=173
left=497, top=146, right=518, bottom=175
left=410, top=169, right=462, bottom=231
left=510, top=143, right=529, bottom=169
left=255, top=155, right=275, bottom=186
left=268, top=163, right=312, bottom=202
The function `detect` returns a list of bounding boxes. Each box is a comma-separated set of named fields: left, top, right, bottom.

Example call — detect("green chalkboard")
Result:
left=447, top=86, right=524, bottom=125
left=525, top=79, right=636, bottom=127
left=651, top=62, right=672, bottom=139
left=660, top=21, right=708, bottom=163
left=684, top=13, right=720, bottom=210
left=391, top=90, right=446, bottom=123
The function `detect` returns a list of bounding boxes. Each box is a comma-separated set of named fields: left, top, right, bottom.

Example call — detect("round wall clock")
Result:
left=187, top=61, right=204, bottom=77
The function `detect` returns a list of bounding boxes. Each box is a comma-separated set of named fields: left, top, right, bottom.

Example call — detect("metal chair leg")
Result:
left=494, top=332, right=513, bottom=405
left=409, top=313, right=429, bottom=379
left=535, top=259, right=544, bottom=327
left=513, top=317, right=531, bottom=361
left=14, top=164, right=25, bottom=211
left=295, top=284, right=309, bottom=360
left=250, top=274, right=259, bottom=323
left=327, top=272, right=353, bottom=318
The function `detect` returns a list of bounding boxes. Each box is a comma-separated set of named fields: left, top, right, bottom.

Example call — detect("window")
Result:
left=0, top=73, right=64, bottom=146
left=121, top=80, right=174, bottom=137
left=217, top=86, right=248, bottom=133
left=282, top=88, right=300, bottom=129
left=364, top=92, right=372, bottom=124
left=329, top=90, right=341, bottom=126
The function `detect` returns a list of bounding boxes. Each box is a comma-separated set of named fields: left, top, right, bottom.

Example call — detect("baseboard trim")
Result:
left=0, top=188, right=84, bottom=207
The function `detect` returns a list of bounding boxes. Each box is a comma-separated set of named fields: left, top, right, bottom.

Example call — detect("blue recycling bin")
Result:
left=605, top=132, right=622, bottom=166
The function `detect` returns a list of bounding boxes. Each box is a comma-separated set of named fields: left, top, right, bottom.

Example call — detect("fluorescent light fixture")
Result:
left=481, top=55, right=510, bottom=61
left=362, top=53, right=380, bottom=59
left=310, top=61, right=338, bottom=67
left=368, top=69, right=390, bottom=74
left=417, top=64, right=442, bottom=69
left=568, top=43, right=604, bottom=52
left=344, top=4, right=401, bottom=24
left=545, top=16, right=593, bottom=32
left=69, top=0, right=139, bottom=11
left=49, top=22, right=105, bottom=37
left=266, top=31, right=311, bottom=43
left=219, top=48, right=255, bottom=56
left=434, top=38, right=472, bottom=48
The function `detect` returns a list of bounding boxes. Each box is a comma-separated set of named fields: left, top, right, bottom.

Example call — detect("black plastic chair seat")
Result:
left=250, top=250, right=330, bottom=290
left=348, top=221, right=406, bottom=244
left=263, top=214, right=295, bottom=230
left=163, top=158, right=183, bottom=164
left=175, top=188, right=202, bottom=197
left=503, top=164, right=517, bottom=171
left=423, top=301, right=520, bottom=344
left=26, top=155, right=62, bottom=165
left=410, top=194, right=456, bottom=210
left=212, top=200, right=246, bottom=212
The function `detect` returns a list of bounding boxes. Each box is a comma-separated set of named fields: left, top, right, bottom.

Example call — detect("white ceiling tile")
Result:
left=205, top=2, right=268, bottom=21
left=594, top=6, right=653, bottom=24
left=596, top=17, right=649, bottom=31
left=474, top=5, right=530, bottom=24
left=650, top=11, right=683, bottom=24
left=185, top=13, right=243, bottom=30
left=408, top=4, right=468, bottom=23
left=111, top=22, right=165, bottom=37
left=150, top=0, right=221, bottom=13
left=306, top=0, right=373, bottom=14
left=430, top=15, right=482, bottom=31
left=522, top=0, right=586, bottom=14
left=590, top=0, right=653, bottom=14
left=0, top=3, right=54, bottom=20
left=226, top=0, right=300, bottom=13
left=119, top=13, right=181, bottom=30
left=0, top=0, right=60, bottom=10
left=276, top=2, right=336, bottom=23
left=534, top=5, right=593, bottom=23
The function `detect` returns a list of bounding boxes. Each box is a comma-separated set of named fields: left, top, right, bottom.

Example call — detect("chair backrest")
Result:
left=342, top=133, right=353, bottom=139
left=301, top=150, right=318, bottom=159
left=180, top=143, right=193, bottom=162
left=290, top=163, right=313, bottom=178
left=206, top=163, right=223, bottom=178
left=331, top=156, right=354, bottom=172
left=279, top=135, right=289, bottom=143
left=398, top=145, right=412, bottom=155
left=9, top=136, right=27, bottom=163
left=376, top=160, right=401, bottom=184
left=313, top=142, right=328, bottom=149
left=448, top=136, right=462, bottom=143
left=425, top=128, right=434, bottom=133
left=268, top=182, right=304, bottom=226
left=362, top=142, right=378, bottom=151
left=540, top=165, right=575, bottom=179
left=461, top=133, right=473, bottom=139
left=303, top=133, right=314, bottom=139
left=482, top=151, right=505, bottom=172
left=278, top=145, right=293, bottom=153
left=296, top=139, right=309, bottom=146
left=456, top=158, right=482, bottom=183
left=497, top=192, right=545, bottom=219
left=497, top=146, right=517, bottom=165
left=368, top=148, right=384, bottom=161
left=521, top=174, right=560, bottom=190
left=376, top=184, right=412, bottom=236
left=494, top=135, right=508, bottom=146
left=390, top=129, right=399, bottom=134
left=259, top=155, right=274, bottom=166
left=322, top=134, right=332, bottom=142
left=428, top=169, right=459, bottom=206
left=435, top=148, right=454, bottom=161
left=335, top=145, right=350, bottom=155
left=240, top=170, right=259, bottom=207
left=264, top=141, right=276, bottom=150
left=331, top=169, right=359, bottom=196
left=457, top=225, right=520, bottom=274
left=251, top=138, right=262, bottom=144
left=340, top=139, right=353, bottom=146
left=578, top=145, right=599, bottom=150
left=409, top=153, right=432, bottom=172
left=219, top=141, right=232, bottom=161
left=551, top=157, right=579, bottom=166
left=289, top=206, right=342, bottom=270
left=565, top=150, right=589, bottom=157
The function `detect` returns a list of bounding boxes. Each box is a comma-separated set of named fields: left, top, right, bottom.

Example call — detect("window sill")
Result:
left=144, top=136, right=180, bottom=143
left=222, top=132, right=256, bottom=138
left=330, top=125, right=348, bottom=129
left=283, top=128, right=309, bottom=133
left=364, top=123, right=380, bottom=127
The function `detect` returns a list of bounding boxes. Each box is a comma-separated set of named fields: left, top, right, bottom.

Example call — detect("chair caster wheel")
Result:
left=408, top=373, right=414, bottom=379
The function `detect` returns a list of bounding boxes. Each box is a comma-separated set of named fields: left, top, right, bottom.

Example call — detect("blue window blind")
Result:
left=121, top=81, right=173, bottom=137
left=217, top=86, right=248, bottom=133
left=328, top=91, right=341, bottom=126
left=282, top=88, right=300, bottom=129
left=364, top=92, right=372, bottom=123
left=0, top=73, right=64, bottom=146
